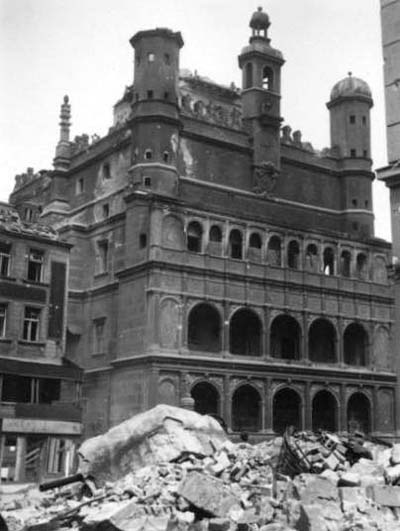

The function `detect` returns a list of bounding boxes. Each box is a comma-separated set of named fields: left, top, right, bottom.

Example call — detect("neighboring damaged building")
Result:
left=10, top=8, right=396, bottom=440
left=0, top=203, right=82, bottom=483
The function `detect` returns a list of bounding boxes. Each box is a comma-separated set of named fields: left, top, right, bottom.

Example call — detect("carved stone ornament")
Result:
left=253, top=161, right=279, bottom=196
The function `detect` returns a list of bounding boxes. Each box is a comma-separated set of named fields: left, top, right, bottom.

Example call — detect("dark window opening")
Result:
left=164, top=92, right=169, bottom=100
left=362, top=116, right=367, bottom=125
left=305, top=243, right=318, bottom=271
left=352, top=199, right=358, bottom=207
left=77, top=178, right=84, bottom=194
left=163, top=151, right=169, bottom=163
left=356, top=252, right=368, bottom=280
left=38, top=379, right=61, bottom=404
left=262, top=66, right=273, bottom=90
left=23, top=307, right=40, bottom=341
left=245, top=63, right=253, bottom=89
left=267, top=236, right=281, bottom=266
left=0, top=304, right=6, bottom=337
left=0, top=242, right=11, bottom=276
left=287, top=240, right=300, bottom=269
left=352, top=222, right=359, bottom=231
left=164, top=53, right=170, bottom=65
left=349, top=115, right=356, bottom=124
left=139, top=233, right=147, bottom=248
left=24, top=208, right=33, bottom=222
left=344, top=323, right=367, bottom=366
left=144, top=176, right=152, bottom=186
left=363, top=149, right=368, bottom=158
left=249, top=232, right=262, bottom=249
left=232, top=385, right=261, bottom=432
left=192, top=382, right=219, bottom=416
left=145, top=150, right=152, bottom=160
left=270, top=314, right=301, bottom=360
left=102, top=162, right=111, bottom=179
left=340, top=250, right=351, bottom=277
left=365, top=199, right=369, bottom=208
left=350, top=149, right=357, bottom=157
left=230, top=308, right=261, bottom=356
left=96, top=240, right=108, bottom=274
left=309, top=318, right=336, bottom=363
left=93, top=318, right=106, bottom=354
left=187, top=221, right=203, bottom=253
left=273, top=388, right=301, bottom=434
left=312, top=390, right=337, bottom=432
left=188, top=303, right=221, bottom=352
left=229, top=229, right=243, bottom=259
left=147, top=90, right=154, bottom=99
left=2, top=375, right=32, bottom=403
left=323, top=247, right=335, bottom=276
left=27, top=249, right=44, bottom=282
left=347, top=393, right=371, bottom=434
left=209, top=225, right=222, bottom=243
left=102, top=204, right=109, bottom=218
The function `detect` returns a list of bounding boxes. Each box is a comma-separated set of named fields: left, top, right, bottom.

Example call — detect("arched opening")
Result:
left=287, top=240, right=300, bottom=270
left=248, top=232, right=262, bottom=262
left=312, top=390, right=337, bottom=432
left=323, top=247, right=335, bottom=276
left=340, top=250, right=351, bottom=277
left=270, top=315, right=301, bottom=360
left=305, top=244, right=318, bottom=272
left=347, top=393, right=371, bottom=434
left=309, top=318, right=336, bottom=363
left=356, top=253, right=368, bottom=280
left=230, top=308, right=262, bottom=356
left=187, top=221, right=203, bottom=253
left=262, top=66, right=274, bottom=90
left=267, top=236, right=281, bottom=266
left=191, top=382, right=220, bottom=416
left=229, top=229, right=243, bottom=260
left=209, top=225, right=222, bottom=243
left=245, top=63, right=253, bottom=89
left=344, top=323, right=368, bottom=366
left=232, top=385, right=261, bottom=432
left=188, top=303, right=221, bottom=352
left=273, top=388, right=301, bottom=434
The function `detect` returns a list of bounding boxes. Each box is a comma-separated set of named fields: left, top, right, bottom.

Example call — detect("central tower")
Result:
left=238, top=7, right=284, bottom=173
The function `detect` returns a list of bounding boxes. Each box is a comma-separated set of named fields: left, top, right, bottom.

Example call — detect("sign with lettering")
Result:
left=2, top=418, right=82, bottom=435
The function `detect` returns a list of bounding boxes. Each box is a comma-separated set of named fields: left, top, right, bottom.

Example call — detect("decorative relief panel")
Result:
left=158, top=377, right=178, bottom=406
left=376, top=389, right=394, bottom=433
left=159, top=298, right=180, bottom=349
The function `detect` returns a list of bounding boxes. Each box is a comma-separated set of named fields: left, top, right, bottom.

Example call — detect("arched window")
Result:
left=267, top=236, right=281, bottom=266
left=344, top=323, right=368, bottom=366
left=209, top=225, right=222, bottom=243
left=305, top=244, right=318, bottom=272
left=230, top=308, right=261, bottom=356
left=323, top=247, right=335, bottom=275
left=273, top=388, right=301, bottom=434
left=232, top=385, right=261, bottom=432
left=356, top=253, right=368, bottom=280
left=249, top=232, right=262, bottom=249
left=312, top=390, right=338, bottom=432
left=270, top=315, right=301, bottom=360
left=287, top=240, right=300, bottom=269
left=347, top=393, right=371, bottom=434
left=262, top=66, right=274, bottom=90
left=245, top=63, right=253, bottom=89
left=187, top=221, right=203, bottom=253
left=191, top=382, right=220, bottom=416
left=188, top=303, right=221, bottom=352
left=340, top=250, right=351, bottom=277
left=309, top=318, right=336, bottom=363
left=229, top=229, right=243, bottom=259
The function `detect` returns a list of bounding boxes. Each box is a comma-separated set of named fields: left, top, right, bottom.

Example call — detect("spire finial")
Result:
left=348, top=71, right=352, bottom=77
left=59, top=95, right=71, bottom=142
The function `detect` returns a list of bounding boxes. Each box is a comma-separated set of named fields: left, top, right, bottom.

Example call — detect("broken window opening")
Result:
left=340, top=250, right=351, bottom=277
left=305, top=243, right=318, bottom=271
left=287, top=240, right=300, bottom=270
left=23, top=307, right=40, bottom=341
left=249, top=232, right=262, bottom=249
left=262, top=66, right=274, bottom=90
left=0, top=304, right=6, bottom=337
left=347, top=392, right=371, bottom=434
left=191, top=382, right=220, bottom=416
left=229, top=229, right=243, bottom=259
left=312, top=390, right=338, bottom=432
left=270, top=314, right=301, bottom=360
left=0, top=242, right=11, bottom=277
left=273, top=388, right=301, bottom=434
left=356, top=252, right=368, bottom=280
left=230, top=308, right=261, bottom=356
left=323, top=247, right=335, bottom=275
left=188, top=303, right=221, bottom=353
left=2, top=375, right=32, bottom=403
left=344, top=323, right=367, bottom=366
left=309, top=318, right=336, bottom=363
left=232, top=385, right=261, bottom=432
left=267, top=236, right=281, bottom=266
left=209, top=225, right=222, bottom=243
left=187, top=221, right=203, bottom=253
left=27, top=249, right=44, bottom=282
left=38, top=378, right=61, bottom=404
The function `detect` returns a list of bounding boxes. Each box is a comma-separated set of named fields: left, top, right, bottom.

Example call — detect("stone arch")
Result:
left=340, top=250, right=351, bottom=277
left=347, top=392, right=371, bottom=434
left=305, top=243, right=319, bottom=272
left=270, top=314, right=301, bottom=360
left=309, top=318, right=336, bottom=363
left=187, top=220, right=203, bottom=253
left=229, top=229, right=243, bottom=259
left=287, top=240, right=300, bottom=269
left=267, top=235, right=282, bottom=266
left=188, top=302, right=221, bottom=353
left=208, top=224, right=223, bottom=256
left=248, top=231, right=263, bottom=262
left=273, top=387, right=302, bottom=434
left=191, top=381, right=220, bottom=416
left=323, top=247, right=335, bottom=275
left=229, top=308, right=262, bottom=356
left=162, top=215, right=184, bottom=250
left=159, top=298, right=180, bottom=349
left=356, top=252, right=369, bottom=280
left=373, top=255, right=387, bottom=283
left=262, top=65, right=274, bottom=90
left=312, top=389, right=338, bottom=432
left=231, top=384, right=261, bottom=432
left=344, top=322, right=368, bottom=366
left=373, top=325, right=391, bottom=371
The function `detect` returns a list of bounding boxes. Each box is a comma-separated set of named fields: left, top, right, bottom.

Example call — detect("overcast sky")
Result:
left=0, top=0, right=392, bottom=240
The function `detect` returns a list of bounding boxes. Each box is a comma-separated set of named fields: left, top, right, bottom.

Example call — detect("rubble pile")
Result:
left=2, top=407, right=400, bottom=530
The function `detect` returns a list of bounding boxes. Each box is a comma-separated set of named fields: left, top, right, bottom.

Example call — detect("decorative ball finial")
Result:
left=250, top=5, right=270, bottom=31
left=63, top=95, right=69, bottom=103
left=348, top=71, right=352, bottom=77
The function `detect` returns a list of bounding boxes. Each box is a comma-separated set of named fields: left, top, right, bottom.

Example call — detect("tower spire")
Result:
left=59, top=95, right=71, bottom=142
left=53, top=95, right=72, bottom=170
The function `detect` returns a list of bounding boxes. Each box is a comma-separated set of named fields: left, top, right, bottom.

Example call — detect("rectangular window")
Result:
left=2, top=375, right=32, bottom=403
left=0, top=304, right=6, bottom=337
left=93, top=318, right=106, bottom=354
left=350, top=149, right=357, bottom=157
left=23, top=307, right=40, bottom=341
left=102, top=204, right=109, bottom=218
left=27, top=249, right=44, bottom=282
left=0, top=242, right=11, bottom=276
left=96, top=240, right=108, bottom=274
left=76, top=178, right=84, bottom=194
left=349, top=115, right=356, bottom=124
left=47, top=438, right=66, bottom=474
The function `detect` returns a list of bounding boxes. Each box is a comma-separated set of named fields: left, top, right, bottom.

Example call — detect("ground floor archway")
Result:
left=191, top=382, right=220, bottom=416
left=232, top=384, right=261, bottom=432
left=312, top=390, right=338, bottom=432
left=273, top=388, right=301, bottom=434
left=347, top=392, right=371, bottom=434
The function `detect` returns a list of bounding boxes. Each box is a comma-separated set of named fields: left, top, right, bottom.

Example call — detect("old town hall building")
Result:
left=9, top=7, right=397, bottom=441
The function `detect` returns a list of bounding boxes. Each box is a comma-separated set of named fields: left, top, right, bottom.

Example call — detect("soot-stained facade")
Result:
left=10, top=7, right=396, bottom=440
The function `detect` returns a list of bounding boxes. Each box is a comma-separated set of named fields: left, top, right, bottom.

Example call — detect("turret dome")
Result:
left=250, top=6, right=270, bottom=31
left=330, top=73, right=372, bottom=101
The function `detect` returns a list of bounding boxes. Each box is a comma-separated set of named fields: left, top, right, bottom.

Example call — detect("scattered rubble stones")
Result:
left=2, top=407, right=400, bottom=530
